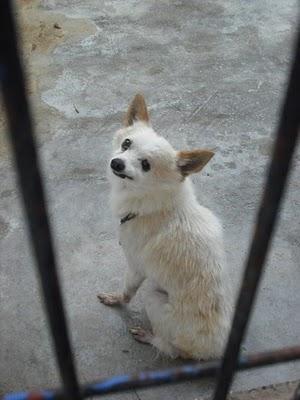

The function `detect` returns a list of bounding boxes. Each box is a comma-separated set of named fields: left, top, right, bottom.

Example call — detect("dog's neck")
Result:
left=111, top=179, right=198, bottom=219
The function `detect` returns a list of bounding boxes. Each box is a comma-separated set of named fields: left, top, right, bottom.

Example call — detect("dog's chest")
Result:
left=118, top=214, right=167, bottom=267
left=119, top=219, right=148, bottom=252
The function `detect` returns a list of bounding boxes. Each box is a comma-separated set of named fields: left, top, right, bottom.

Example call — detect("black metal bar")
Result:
left=0, top=2, right=81, bottom=399
left=293, top=382, right=300, bottom=400
left=2, top=346, right=300, bottom=400
left=213, top=27, right=300, bottom=400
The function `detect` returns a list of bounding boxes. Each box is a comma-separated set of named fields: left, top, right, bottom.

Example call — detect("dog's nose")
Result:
left=111, top=158, right=125, bottom=172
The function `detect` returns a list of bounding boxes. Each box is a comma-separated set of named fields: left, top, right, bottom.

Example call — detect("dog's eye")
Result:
left=122, top=138, right=132, bottom=151
left=141, top=159, right=150, bottom=172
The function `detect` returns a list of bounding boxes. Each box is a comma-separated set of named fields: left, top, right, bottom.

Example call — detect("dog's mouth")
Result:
left=113, top=171, right=133, bottom=180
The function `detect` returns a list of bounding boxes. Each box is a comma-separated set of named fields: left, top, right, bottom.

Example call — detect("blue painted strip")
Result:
left=86, top=364, right=205, bottom=395
left=89, top=374, right=131, bottom=393
left=41, top=390, right=55, bottom=400
left=181, top=365, right=202, bottom=376
left=2, top=390, right=55, bottom=400
left=2, top=392, right=28, bottom=400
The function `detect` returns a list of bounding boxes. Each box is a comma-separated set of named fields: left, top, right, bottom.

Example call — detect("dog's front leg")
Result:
left=98, top=269, right=144, bottom=306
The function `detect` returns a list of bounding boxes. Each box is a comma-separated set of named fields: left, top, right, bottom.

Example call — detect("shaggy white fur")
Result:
left=98, top=95, right=232, bottom=360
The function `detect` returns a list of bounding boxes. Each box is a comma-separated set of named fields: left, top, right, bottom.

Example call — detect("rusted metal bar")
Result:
left=213, top=26, right=300, bottom=400
left=2, top=346, right=300, bottom=400
left=0, top=2, right=81, bottom=399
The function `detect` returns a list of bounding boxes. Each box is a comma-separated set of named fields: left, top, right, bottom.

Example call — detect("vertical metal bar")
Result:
left=0, top=1, right=81, bottom=399
left=213, top=27, right=300, bottom=400
left=293, top=382, right=300, bottom=400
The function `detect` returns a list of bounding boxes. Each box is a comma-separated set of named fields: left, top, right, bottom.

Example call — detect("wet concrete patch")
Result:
left=0, top=0, right=97, bottom=161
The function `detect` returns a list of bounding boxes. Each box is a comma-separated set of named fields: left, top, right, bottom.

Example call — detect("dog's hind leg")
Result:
left=129, top=326, right=178, bottom=358
left=129, top=284, right=179, bottom=358
left=98, top=268, right=144, bottom=306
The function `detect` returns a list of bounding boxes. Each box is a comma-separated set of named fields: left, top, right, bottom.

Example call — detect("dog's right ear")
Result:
left=177, top=150, right=214, bottom=176
left=124, top=94, right=149, bottom=126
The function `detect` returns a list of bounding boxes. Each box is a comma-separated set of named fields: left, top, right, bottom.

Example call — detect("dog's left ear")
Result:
left=124, top=94, right=149, bottom=126
left=177, top=150, right=214, bottom=176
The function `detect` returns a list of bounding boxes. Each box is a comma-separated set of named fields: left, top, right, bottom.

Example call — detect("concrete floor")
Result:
left=229, top=381, right=300, bottom=400
left=0, top=0, right=299, bottom=398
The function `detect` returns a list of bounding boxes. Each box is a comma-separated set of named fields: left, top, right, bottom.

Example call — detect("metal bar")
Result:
left=293, top=382, right=300, bottom=400
left=2, top=346, right=300, bottom=400
left=0, top=2, right=81, bottom=399
left=213, top=27, right=300, bottom=400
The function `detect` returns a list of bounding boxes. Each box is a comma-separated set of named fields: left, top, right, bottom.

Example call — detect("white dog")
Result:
left=98, top=94, right=231, bottom=360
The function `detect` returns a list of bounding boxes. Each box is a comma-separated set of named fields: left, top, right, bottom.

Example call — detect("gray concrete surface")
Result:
left=229, top=381, right=300, bottom=400
left=0, top=0, right=299, bottom=398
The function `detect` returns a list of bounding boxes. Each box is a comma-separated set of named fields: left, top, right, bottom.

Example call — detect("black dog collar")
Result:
left=120, top=213, right=137, bottom=225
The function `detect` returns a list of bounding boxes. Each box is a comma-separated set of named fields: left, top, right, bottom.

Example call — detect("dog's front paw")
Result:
left=97, top=293, right=126, bottom=306
left=129, top=327, right=153, bottom=344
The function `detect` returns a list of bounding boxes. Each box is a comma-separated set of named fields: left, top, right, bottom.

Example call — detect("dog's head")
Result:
left=109, top=94, right=214, bottom=194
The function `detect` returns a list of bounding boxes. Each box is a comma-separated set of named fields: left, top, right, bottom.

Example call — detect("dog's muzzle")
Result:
left=111, top=158, right=125, bottom=172
left=110, top=158, right=133, bottom=180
